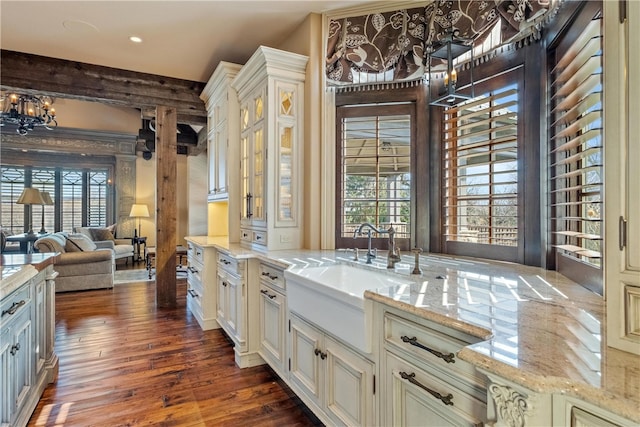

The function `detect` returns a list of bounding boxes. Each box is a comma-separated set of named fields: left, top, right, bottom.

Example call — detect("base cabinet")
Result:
left=186, top=242, right=218, bottom=330
left=258, top=262, right=287, bottom=377
left=289, top=313, right=375, bottom=427
left=552, top=394, right=635, bottom=427
left=1, top=293, right=33, bottom=427
left=378, top=305, right=486, bottom=427
left=1, top=265, right=57, bottom=427
left=385, top=351, right=485, bottom=427
left=216, top=251, right=262, bottom=368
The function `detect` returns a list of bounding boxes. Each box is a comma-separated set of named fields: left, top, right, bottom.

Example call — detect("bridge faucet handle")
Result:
left=411, top=246, right=423, bottom=275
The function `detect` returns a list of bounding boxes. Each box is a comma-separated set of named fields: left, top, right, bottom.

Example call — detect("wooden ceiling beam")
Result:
left=0, top=50, right=207, bottom=120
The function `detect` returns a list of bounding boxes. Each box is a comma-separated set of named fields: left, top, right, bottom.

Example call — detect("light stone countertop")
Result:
left=184, top=236, right=640, bottom=423
left=1, top=253, right=57, bottom=299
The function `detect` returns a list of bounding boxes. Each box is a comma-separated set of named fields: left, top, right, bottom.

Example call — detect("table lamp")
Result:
left=16, top=187, right=45, bottom=235
left=39, top=191, right=54, bottom=234
left=129, top=204, right=149, bottom=237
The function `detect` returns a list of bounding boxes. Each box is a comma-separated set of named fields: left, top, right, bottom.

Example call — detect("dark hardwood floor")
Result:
left=28, top=263, right=322, bottom=426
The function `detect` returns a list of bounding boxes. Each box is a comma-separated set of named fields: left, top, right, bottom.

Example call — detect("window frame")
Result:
left=440, top=66, right=525, bottom=263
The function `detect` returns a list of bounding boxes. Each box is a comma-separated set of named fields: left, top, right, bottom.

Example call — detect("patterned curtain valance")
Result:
left=326, top=0, right=556, bottom=84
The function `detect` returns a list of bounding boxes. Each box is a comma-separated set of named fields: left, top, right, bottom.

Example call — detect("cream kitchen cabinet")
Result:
left=200, top=61, right=242, bottom=202
left=553, top=395, right=635, bottom=427
left=186, top=241, right=218, bottom=330
left=378, top=306, right=486, bottom=427
left=289, top=313, right=376, bottom=427
left=231, top=46, right=308, bottom=250
left=604, top=0, right=640, bottom=355
left=1, top=265, right=57, bottom=427
left=257, top=261, right=287, bottom=377
left=1, top=282, right=33, bottom=427
left=216, top=251, right=262, bottom=368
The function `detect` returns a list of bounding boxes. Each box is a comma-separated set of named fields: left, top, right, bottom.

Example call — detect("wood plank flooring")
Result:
left=28, top=274, right=322, bottom=426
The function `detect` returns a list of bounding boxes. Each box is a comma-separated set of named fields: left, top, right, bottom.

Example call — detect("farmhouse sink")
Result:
left=285, top=264, right=413, bottom=353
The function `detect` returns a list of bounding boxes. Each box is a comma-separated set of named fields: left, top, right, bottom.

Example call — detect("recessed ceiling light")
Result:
left=129, top=36, right=143, bottom=43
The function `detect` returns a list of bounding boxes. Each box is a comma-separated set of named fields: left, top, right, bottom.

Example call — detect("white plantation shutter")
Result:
left=549, top=16, right=603, bottom=269
left=443, top=85, right=519, bottom=247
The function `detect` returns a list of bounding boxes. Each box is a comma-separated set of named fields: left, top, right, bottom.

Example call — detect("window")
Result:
left=32, top=168, right=56, bottom=234
left=336, top=104, right=413, bottom=250
left=442, top=71, right=521, bottom=262
left=548, top=12, right=603, bottom=291
left=0, top=167, right=25, bottom=235
left=1, top=165, right=111, bottom=235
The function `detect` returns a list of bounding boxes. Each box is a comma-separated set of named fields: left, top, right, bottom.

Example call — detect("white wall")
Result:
left=188, top=152, right=208, bottom=237
left=52, top=98, right=140, bottom=132
left=135, top=153, right=189, bottom=248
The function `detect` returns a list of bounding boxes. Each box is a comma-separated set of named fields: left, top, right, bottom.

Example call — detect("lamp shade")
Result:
left=17, top=188, right=45, bottom=205
left=129, top=204, right=150, bottom=218
left=40, top=191, right=54, bottom=205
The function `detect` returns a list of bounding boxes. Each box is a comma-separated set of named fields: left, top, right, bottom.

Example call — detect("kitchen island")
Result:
left=1, top=253, right=58, bottom=427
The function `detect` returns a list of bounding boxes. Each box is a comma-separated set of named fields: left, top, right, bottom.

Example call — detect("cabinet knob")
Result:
left=10, top=342, right=21, bottom=356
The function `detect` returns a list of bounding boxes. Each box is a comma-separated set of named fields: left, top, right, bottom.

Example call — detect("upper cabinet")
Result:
left=200, top=61, right=242, bottom=202
left=231, top=46, right=308, bottom=250
left=604, top=1, right=640, bottom=355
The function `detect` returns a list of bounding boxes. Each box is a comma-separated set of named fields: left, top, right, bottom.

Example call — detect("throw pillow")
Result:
left=66, top=234, right=97, bottom=252
left=89, top=228, right=115, bottom=242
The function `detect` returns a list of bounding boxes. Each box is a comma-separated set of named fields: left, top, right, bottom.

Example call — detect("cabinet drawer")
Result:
left=217, top=252, right=245, bottom=278
left=384, top=312, right=484, bottom=388
left=385, top=350, right=486, bottom=426
left=1, top=284, right=31, bottom=326
left=252, top=230, right=267, bottom=246
left=259, top=262, right=285, bottom=291
left=187, top=242, right=204, bottom=264
left=240, top=228, right=252, bottom=243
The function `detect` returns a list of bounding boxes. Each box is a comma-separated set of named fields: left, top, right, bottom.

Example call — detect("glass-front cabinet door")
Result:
left=240, top=104, right=251, bottom=225
left=276, top=83, right=298, bottom=226
left=231, top=46, right=308, bottom=250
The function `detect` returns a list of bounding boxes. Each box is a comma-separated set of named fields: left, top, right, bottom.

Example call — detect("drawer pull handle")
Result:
left=188, top=289, right=199, bottom=298
left=400, top=335, right=455, bottom=364
left=222, top=281, right=228, bottom=287
left=2, top=300, right=26, bottom=317
left=260, top=289, right=276, bottom=299
left=399, top=371, right=453, bottom=406
left=10, top=342, right=21, bottom=356
left=188, top=266, right=198, bottom=273
left=261, top=272, right=278, bottom=280
left=221, top=259, right=231, bottom=265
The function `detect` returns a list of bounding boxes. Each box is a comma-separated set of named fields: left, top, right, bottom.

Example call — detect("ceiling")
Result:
left=0, top=0, right=378, bottom=83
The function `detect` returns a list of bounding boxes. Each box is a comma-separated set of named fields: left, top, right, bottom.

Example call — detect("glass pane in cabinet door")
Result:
left=280, top=90, right=294, bottom=116
left=255, top=96, right=264, bottom=121
left=253, top=128, right=264, bottom=220
left=279, top=126, right=293, bottom=220
left=241, top=106, right=249, bottom=131
left=241, top=135, right=250, bottom=219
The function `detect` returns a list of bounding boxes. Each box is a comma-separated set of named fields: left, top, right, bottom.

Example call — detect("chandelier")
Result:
left=0, top=92, right=58, bottom=135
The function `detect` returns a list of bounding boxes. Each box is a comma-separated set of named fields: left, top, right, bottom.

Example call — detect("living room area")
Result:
left=0, top=97, right=204, bottom=291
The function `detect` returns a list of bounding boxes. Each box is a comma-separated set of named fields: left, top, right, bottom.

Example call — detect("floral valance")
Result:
left=326, top=0, right=556, bottom=84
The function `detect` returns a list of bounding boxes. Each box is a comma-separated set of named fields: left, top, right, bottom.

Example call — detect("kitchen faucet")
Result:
left=353, top=222, right=400, bottom=266
left=353, top=222, right=385, bottom=264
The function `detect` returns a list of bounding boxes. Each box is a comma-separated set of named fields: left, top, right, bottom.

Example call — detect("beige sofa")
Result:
left=33, top=232, right=114, bottom=292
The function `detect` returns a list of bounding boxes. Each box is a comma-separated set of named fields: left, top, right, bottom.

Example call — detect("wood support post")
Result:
left=155, top=105, right=178, bottom=308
